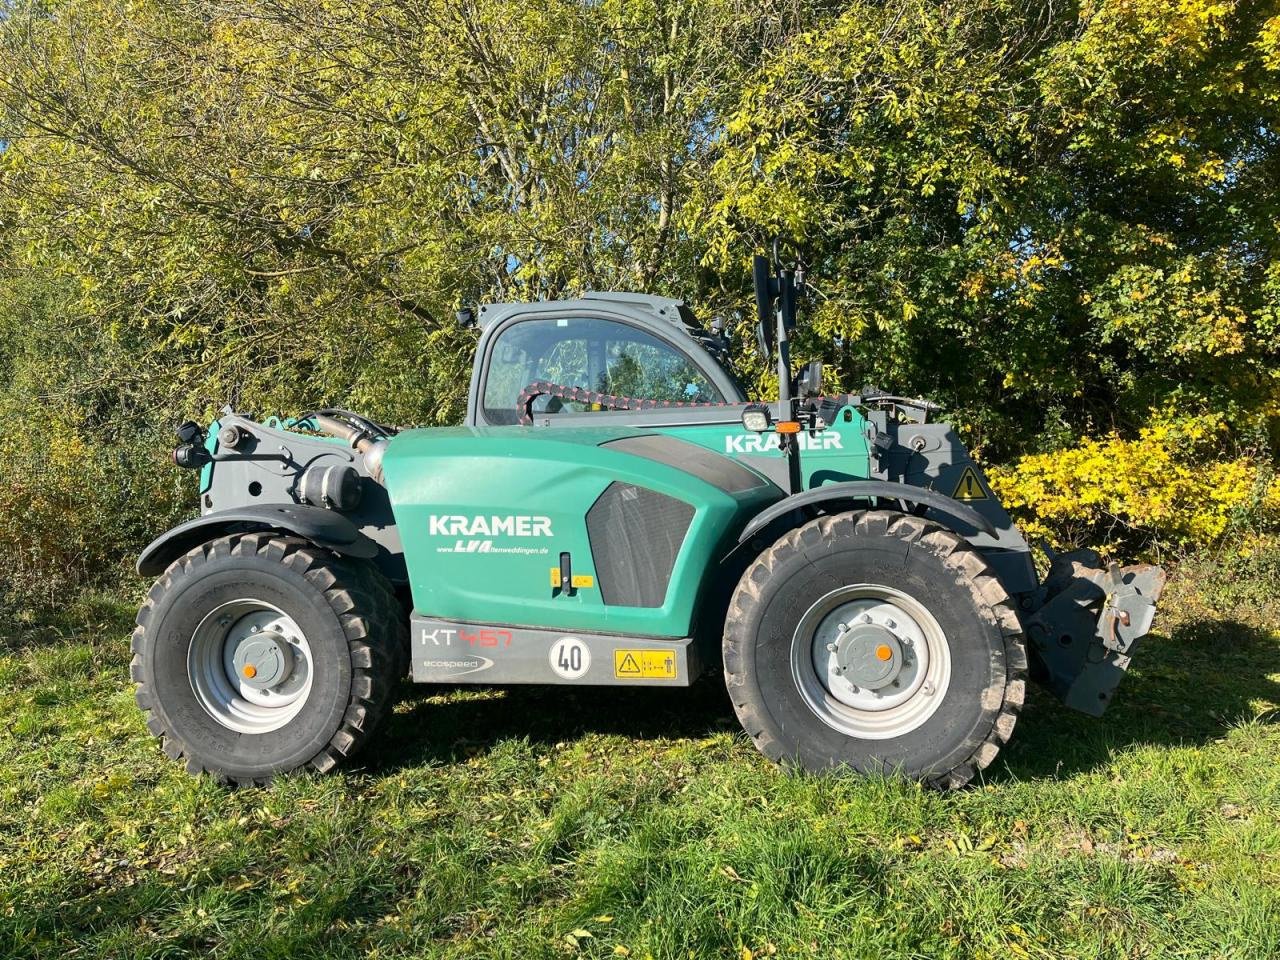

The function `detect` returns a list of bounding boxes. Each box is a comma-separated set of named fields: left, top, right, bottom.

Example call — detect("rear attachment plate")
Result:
left=411, top=615, right=697, bottom=686
left=1027, top=551, right=1167, bottom=716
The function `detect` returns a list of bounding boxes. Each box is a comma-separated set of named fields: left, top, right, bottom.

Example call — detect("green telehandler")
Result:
left=132, top=252, right=1165, bottom=788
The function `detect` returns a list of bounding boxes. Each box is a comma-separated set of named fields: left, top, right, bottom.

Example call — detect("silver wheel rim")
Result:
left=790, top=584, right=951, bottom=741
left=188, top=599, right=314, bottom=734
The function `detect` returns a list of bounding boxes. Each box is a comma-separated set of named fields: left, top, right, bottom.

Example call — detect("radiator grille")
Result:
left=586, top=483, right=694, bottom=607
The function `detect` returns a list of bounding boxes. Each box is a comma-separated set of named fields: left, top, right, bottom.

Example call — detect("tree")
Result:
left=3, top=0, right=1280, bottom=592
left=697, top=0, right=1280, bottom=457
left=0, top=0, right=823, bottom=424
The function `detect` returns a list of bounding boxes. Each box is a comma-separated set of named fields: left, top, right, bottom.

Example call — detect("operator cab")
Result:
left=465, top=293, right=747, bottom=427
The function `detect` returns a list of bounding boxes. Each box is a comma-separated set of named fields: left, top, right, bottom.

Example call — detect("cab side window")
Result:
left=481, top=317, right=723, bottom=424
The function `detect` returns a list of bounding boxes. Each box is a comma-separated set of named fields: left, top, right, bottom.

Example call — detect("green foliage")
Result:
left=697, top=0, right=1280, bottom=456
left=0, top=420, right=190, bottom=608
left=1, top=0, right=1280, bottom=587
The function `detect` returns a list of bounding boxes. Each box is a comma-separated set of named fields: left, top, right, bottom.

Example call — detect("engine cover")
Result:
left=380, top=427, right=781, bottom=639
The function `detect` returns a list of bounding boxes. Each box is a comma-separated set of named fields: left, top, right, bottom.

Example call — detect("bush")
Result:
left=0, top=420, right=191, bottom=609
left=988, top=416, right=1279, bottom=555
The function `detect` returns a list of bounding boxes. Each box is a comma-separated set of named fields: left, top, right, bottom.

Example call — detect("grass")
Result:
left=1, top=565, right=1278, bottom=959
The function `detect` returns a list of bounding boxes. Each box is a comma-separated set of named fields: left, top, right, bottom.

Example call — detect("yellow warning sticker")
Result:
left=951, top=465, right=989, bottom=501
left=549, top=569, right=596, bottom=589
left=614, top=649, right=679, bottom=680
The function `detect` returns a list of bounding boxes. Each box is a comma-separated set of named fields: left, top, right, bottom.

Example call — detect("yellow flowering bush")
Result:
left=988, top=418, right=1280, bottom=553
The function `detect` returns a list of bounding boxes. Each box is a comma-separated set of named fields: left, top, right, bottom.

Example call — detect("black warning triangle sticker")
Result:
left=617, top=653, right=642, bottom=675
left=951, top=465, right=989, bottom=501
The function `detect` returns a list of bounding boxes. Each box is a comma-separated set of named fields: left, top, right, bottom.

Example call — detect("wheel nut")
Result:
left=826, top=642, right=837, bottom=652
left=836, top=622, right=847, bottom=632
left=886, top=618, right=897, bottom=629
left=861, top=614, right=872, bottom=624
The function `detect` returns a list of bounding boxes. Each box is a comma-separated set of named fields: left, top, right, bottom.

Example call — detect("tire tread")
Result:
left=131, top=533, right=406, bottom=786
left=723, top=510, right=1027, bottom=789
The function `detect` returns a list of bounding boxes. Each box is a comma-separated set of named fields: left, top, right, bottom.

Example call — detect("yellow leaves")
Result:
left=895, top=833, right=924, bottom=851
left=1094, top=258, right=1250, bottom=358
left=1085, top=0, right=1233, bottom=58
left=943, top=832, right=998, bottom=856
left=1260, top=14, right=1280, bottom=71
left=91, top=771, right=132, bottom=800
left=989, top=416, right=1275, bottom=550
left=564, top=915, right=619, bottom=952
left=563, top=928, right=593, bottom=950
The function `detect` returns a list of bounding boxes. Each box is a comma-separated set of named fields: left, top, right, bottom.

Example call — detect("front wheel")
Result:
left=724, top=511, right=1026, bottom=788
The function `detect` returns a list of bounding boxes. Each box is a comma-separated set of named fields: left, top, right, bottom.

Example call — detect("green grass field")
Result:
left=2, top=566, right=1277, bottom=960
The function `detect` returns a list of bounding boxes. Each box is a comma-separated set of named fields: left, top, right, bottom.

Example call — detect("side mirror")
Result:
left=797, top=361, right=823, bottom=398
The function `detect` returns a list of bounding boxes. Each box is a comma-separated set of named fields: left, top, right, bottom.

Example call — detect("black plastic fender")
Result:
left=736, top=480, right=997, bottom=545
left=137, top=504, right=379, bottom=577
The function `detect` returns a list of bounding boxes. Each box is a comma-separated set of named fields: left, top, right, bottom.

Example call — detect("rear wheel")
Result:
left=724, top=510, right=1026, bottom=788
left=131, top=533, right=405, bottom=785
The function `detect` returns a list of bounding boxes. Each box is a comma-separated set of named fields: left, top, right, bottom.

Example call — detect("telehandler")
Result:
left=133, top=252, right=1164, bottom=787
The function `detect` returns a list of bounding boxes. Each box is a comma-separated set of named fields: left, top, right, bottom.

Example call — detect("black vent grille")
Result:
left=586, top=483, right=694, bottom=607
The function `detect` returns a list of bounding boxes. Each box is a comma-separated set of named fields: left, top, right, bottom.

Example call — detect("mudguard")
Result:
left=136, top=504, right=379, bottom=577
left=736, top=480, right=997, bottom=544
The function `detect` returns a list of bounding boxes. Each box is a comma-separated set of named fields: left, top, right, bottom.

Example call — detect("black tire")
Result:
left=131, top=532, right=407, bottom=785
left=724, top=510, right=1026, bottom=788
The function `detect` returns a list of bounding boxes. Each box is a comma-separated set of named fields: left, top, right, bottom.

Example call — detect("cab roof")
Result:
left=476, top=293, right=699, bottom=335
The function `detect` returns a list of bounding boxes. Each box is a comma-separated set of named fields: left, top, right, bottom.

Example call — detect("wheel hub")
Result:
left=188, top=599, right=315, bottom=734
left=835, top=623, right=902, bottom=690
left=792, top=584, right=952, bottom=741
left=232, top=630, right=294, bottom=690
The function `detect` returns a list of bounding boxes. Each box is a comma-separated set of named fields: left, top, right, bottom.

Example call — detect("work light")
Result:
left=742, top=404, right=772, bottom=433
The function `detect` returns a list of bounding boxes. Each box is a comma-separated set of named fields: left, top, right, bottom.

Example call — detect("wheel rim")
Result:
left=188, top=599, right=314, bottom=734
left=790, top=584, right=951, bottom=741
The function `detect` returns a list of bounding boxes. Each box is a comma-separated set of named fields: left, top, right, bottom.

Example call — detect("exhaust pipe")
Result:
left=311, top=414, right=390, bottom=485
